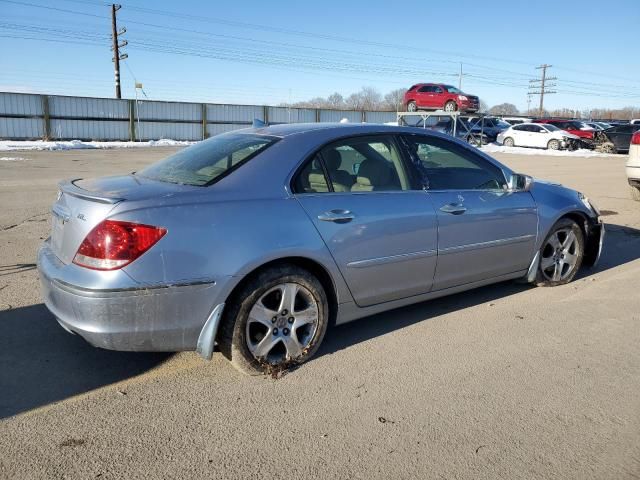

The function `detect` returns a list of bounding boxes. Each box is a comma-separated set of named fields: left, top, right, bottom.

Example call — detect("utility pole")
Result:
left=458, top=62, right=463, bottom=90
left=529, top=64, right=556, bottom=117
left=110, top=4, right=127, bottom=99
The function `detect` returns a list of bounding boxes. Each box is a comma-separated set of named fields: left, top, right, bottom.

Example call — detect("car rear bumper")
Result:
left=37, top=240, right=228, bottom=352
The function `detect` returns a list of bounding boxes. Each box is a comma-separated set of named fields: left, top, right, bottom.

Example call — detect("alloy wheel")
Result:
left=540, top=228, right=580, bottom=282
left=245, top=283, right=319, bottom=364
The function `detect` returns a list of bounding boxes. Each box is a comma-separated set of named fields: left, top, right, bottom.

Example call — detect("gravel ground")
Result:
left=0, top=148, right=638, bottom=480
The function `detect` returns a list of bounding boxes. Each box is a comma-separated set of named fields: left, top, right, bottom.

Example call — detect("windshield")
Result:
left=543, top=124, right=561, bottom=132
left=136, top=133, right=278, bottom=186
left=444, top=85, right=463, bottom=94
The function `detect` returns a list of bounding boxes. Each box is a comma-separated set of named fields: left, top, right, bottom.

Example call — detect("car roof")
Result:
left=238, top=122, right=420, bottom=138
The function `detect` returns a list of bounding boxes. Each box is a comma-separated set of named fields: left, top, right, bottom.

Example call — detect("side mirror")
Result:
left=508, top=173, right=533, bottom=192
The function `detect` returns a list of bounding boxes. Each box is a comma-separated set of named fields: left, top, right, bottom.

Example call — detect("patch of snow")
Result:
left=384, top=121, right=399, bottom=126
left=0, top=156, right=27, bottom=161
left=0, top=139, right=196, bottom=151
left=339, top=118, right=349, bottom=123
left=481, top=143, right=617, bottom=157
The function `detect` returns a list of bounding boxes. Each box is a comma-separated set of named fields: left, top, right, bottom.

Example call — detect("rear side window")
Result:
left=292, top=135, right=410, bottom=193
left=512, top=124, right=527, bottom=131
left=137, top=133, right=278, bottom=186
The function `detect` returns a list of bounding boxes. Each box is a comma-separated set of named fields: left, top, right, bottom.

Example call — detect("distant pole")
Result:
left=111, top=4, right=122, bottom=98
left=458, top=63, right=463, bottom=90
left=110, top=4, right=127, bottom=99
left=529, top=64, right=556, bottom=117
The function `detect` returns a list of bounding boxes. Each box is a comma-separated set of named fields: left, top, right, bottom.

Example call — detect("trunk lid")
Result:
left=50, top=174, right=198, bottom=264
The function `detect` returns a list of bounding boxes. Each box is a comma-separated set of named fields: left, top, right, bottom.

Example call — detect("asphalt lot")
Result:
left=0, top=147, right=639, bottom=479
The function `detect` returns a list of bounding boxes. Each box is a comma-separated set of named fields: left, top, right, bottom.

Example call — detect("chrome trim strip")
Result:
left=51, top=277, right=216, bottom=298
left=439, top=234, right=536, bottom=255
left=197, top=303, right=226, bottom=360
left=347, top=249, right=437, bottom=268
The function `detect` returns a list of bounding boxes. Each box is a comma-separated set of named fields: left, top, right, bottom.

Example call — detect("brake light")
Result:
left=73, top=220, right=166, bottom=270
left=632, top=131, right=640, bottom=145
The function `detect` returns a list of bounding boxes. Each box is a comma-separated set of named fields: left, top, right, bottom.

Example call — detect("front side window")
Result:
left=137, top=133, right=277, bottom=186
left=402, top=135, right=507, bottom=191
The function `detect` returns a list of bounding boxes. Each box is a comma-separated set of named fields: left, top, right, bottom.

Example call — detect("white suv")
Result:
left=627, top=130, right=640, bottom=200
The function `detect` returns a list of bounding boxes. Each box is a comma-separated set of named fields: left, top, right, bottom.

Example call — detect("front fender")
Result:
left=529, top=180, right=603, bottom=267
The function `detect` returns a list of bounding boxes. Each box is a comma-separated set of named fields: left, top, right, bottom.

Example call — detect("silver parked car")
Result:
left=38, top=124, right=604, bottom=374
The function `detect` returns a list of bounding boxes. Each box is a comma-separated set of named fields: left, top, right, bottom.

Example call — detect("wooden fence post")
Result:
left=41, top=95, right=51, bottom=140
left=202, top=103, right=207, bottom=140
left=128, top=100, right=136, bottom=142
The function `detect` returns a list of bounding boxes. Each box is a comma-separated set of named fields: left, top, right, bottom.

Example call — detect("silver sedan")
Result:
left=37, top=123, right=604, bottom=374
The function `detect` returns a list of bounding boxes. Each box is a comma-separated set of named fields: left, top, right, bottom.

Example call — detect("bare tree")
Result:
left=383, top=88, right=406, bottom=111
left=326, top=92, right=345, bottom=109
left=358, top=87, right=382, bottom=110
left=479, top=100, right=489, bottom=113
left=489, top=103, right=519, bottom=115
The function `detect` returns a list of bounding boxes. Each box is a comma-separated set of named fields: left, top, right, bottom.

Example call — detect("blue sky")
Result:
left=1, top=0, right=639, bottom=111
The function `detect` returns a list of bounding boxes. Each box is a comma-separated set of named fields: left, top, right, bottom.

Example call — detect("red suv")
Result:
left=403, top=83, right=480, bottom=113
left=533, top=119, right=596, bottom=141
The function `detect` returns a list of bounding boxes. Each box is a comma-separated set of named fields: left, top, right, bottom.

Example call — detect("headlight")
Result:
left=458, top=95, right=468, bottom=101
left=579, top=192, right=600, bottom=216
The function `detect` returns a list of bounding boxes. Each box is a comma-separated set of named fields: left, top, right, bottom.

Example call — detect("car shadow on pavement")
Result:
left=582, top=223, right=640, bottom=276
left=319, top=222, right=640, bottom=360
left=0, top=304, right=172, bottom=419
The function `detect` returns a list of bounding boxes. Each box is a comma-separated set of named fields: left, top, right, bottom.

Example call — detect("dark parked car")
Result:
left=601, top=124, right=640, bottom=153
left=404, top=84, right=480, bottom=113
left=466, top=117, right=511, bottom=143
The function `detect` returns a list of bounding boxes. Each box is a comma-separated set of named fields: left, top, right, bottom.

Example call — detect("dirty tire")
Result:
left=535, top=218, right=584, bottom=287
left=218, top=265, right=329, bottom=375
left=631, top=185, right=640, bottom=201
left=406, top=101, right=417, bottom=112
left=547, top=139, right=560, bottom=150
left=444, top=101, right=457, bottom=112
left=503, top=137, right=515, bottom=147
left=601, top=143, right=616, bottom=154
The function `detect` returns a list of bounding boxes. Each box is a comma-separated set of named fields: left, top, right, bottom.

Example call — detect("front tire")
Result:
left=535, top=218, right=584, bottom=287
left=631, top=185, right=640, bottom=201
left=503, top=137, right=515, bottom=147
left=547, top=139, right=560, bottom=150
left=218, top=265, right=329, bottom=375
left=444, top=101, right=457, bottom=112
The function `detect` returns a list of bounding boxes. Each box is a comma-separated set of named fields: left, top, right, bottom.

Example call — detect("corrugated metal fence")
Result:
left=0, top=92, right=397, bottom=141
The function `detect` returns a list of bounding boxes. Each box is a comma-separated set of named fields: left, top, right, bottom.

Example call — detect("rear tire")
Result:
left=535, top=218, right=584, bottom=287
left=406, top=101, right=417, bottom=112
left=547, top=139, right=560, bottom=150
left=218, top=265, right=329, bottom=375
left=503, top=137, right=515, bottom=147
left=444, top=101, right=457, bottom=112
left=631, top=185, right=640, bottom=201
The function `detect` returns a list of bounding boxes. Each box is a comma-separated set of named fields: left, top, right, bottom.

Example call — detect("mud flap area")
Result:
left=583, top=222, right=605, bottom=268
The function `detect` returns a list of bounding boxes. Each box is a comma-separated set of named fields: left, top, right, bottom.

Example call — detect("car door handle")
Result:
left=317, top=209, right=355, bottom=223
left=439, top=203, right=467, bottom=215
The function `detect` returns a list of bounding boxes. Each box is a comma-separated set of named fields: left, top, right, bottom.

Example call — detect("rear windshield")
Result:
left=136, top=133, right=278, bottom=186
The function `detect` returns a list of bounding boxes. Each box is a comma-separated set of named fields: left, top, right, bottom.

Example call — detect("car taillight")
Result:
left=73, top=220, right=166, bottom=270
left=632, top=131, right=640, bottom=145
